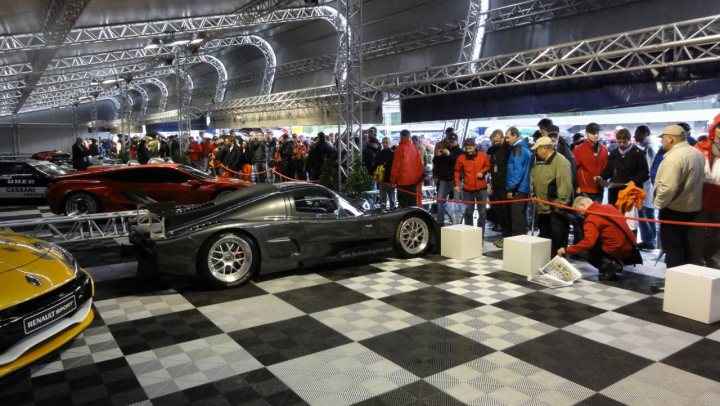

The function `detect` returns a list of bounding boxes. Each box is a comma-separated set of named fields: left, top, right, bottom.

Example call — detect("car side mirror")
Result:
left=187, top=179, right=202, bottom=187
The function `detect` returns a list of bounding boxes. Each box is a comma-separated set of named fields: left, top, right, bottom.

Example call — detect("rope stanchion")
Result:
left=219, top=164, right=272, bottom=177
left=377, top=181, right=532, bottom=206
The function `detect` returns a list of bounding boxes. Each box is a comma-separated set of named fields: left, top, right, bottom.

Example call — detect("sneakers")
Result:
left=493, top=240, right=504, bottom=248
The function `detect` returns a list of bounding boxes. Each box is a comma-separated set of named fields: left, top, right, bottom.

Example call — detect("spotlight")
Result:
left=144, top=38, right=162, bottom=50
left=168, top=38, right=190, bottom=46
left=102, top=78, right=118, bottom=85
left=190, top=32, right=207, bottom=45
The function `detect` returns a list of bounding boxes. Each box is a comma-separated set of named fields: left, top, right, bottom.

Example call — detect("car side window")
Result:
left=292, top=191, right=338, bottom=215
left=0, top=163, right=29, bottom=176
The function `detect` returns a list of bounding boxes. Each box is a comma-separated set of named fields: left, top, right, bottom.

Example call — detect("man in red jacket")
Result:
left=558, top=196, right=640, bottom=280
left=390, top=129, right=424, bottom=208
left=454, top=138, right=491, bottom=230
left=573, top=122, right=608, bottom=202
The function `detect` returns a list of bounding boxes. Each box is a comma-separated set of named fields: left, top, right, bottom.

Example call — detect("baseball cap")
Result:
left=660, top=124, right=685, bottom=137
left=585, top=122, right=601, bottom=134
left=447, top=134, right=458, bottom=142
left=547, top=125, right=560, bottom=135
left=531, top=136, right=554, bottom=150
left=463, top=137, right=476, bottom=147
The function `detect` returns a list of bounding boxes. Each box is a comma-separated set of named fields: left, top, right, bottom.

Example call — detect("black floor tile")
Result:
left=504, top=330, right=652, bottom=391
left=151, top=368, right=308, bottom=406
left=594, top=269, right=664, bottom=295
left=0, top=370, right=34, bottom=405
left=229, top=315, right=351, bottom=365
left=393, top=263, right=477, bottom=285
left=380, top=286, right=482, bottom=320
left=354, top=380, right=464, bottom=406
left=317, top=264, right=385, bottom=281
left=485, top=270, right=547, bottom=290
left=577, top=393, right=627, bottom=405
left=360, top=322, right=493, bottom=378
left=661, top=338, right=720, bottom=382
left=178, top=283, right=266, bottom=307
left=614, top=297, right=720, bottom=336
left=93, top=275, right=173, bottom=301
left=108, top=309, right=222, bottom=355
left=274, top=282, right=370, bottom=314
left=494, top=291, right=606, bottom=328
left=20, top=358, right=147, bottom=406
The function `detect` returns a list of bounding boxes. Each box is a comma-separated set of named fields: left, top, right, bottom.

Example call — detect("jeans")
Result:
left=254, top=161, right=268, bottom=183
left=637, top=206, right=656, bottom=245
left=436, top=180, right=453, bottom=225
left=379, top=182, right=396, bottom=209
left=659, top=208, right=698, bottom=268
left=462, top=189, right=488, bottom=229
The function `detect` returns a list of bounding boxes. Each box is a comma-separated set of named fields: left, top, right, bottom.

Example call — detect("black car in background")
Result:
left=0, top=160, right=67, bottom=200
left=131, top=182, right=438, bottom=288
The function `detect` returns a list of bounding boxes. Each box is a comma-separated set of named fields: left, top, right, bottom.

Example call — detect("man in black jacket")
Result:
left=486, top=129, right=512, bottom=239
left=597, top=128, right=649, bottom=206
left=375, top=137, right=396, bottom=209
left=432, top=133, right=462, bottom=225
left=71, top=137, right=88, bottom=170
left=306, top=132, right=336, bottom=181
left=280, top=134, right=295, bottom=181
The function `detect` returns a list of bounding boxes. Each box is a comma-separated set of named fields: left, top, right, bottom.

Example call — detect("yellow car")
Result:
left=0, top=231, right=94, bottom=378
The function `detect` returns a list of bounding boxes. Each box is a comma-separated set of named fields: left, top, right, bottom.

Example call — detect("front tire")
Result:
left=63, top=192, right=100, bottom=215
left=395, top=215, right=431, bottom=257
left=198, top=232, right=258, bottom=288
left=213, top=189, right=236, bottom=200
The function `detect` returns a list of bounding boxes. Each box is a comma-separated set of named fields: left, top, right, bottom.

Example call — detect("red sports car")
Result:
left=46, top=164, right=253, bottom=214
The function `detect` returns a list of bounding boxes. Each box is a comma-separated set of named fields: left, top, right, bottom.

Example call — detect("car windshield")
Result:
left=337, top=195, right=365, bottom=217
left=30, top=161, right=67, bottom=176
left=179, top=164, right=214, bottom=180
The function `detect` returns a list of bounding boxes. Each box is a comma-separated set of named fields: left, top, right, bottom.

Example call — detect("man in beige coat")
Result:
left=653, top=124, right=705, bottom=270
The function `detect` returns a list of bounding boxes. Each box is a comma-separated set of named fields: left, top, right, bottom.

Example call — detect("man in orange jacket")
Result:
left=454, top=138, right=491, bottom=229
left=390, top=129, right=424, bottom=208
left=558, top=196, right=641, bottom=280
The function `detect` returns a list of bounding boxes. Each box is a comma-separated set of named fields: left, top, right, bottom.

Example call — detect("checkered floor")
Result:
left=1, top=203, right=719, bottom=405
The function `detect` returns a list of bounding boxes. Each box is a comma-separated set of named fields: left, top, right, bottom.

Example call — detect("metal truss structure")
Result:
left=207, top=14, right=720, bottom=119
left=7, top=35, right=275, bottom=113
left=484, top=0, right=647, bottom=32
left=138, top=78, right=169, bottom=113
left=185, top=55, right=228, bottom=103
left=13, top=0, right=92, bottom=113
left=363, top=14, right=720, bottom=98
left=334, top=0, right=364, bottom=179
left=0, top=211, right=142, bottom=243
left=128, top=84, right=149, bottom=119
left=216, top=22, right=465, bottom=93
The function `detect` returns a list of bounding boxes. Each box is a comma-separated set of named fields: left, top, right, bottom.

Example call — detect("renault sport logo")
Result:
left=25, top=274, right=42, bottom=287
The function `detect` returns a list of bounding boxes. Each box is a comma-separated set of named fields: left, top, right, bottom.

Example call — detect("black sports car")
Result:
left=130, top=182, right=438, bottom=288
left=0, top=160, right=67, bottom=200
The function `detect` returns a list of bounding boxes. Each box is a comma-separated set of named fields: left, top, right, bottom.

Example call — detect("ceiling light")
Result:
left=169, top=39, right=190, bottom=46
left=144, top=38, right=162, bottom=50
left=102, top=78, right=118, bottom=85
left=190, top=33, right=207, bottom=45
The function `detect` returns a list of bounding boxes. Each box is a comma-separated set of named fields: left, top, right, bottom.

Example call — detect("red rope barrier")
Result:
left=377, top=180, right=720, bottom=228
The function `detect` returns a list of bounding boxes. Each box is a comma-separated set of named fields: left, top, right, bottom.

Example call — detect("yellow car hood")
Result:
left=0, top=232, right=76, bottom=310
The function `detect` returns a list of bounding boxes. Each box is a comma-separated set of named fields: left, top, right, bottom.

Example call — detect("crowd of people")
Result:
left=69, top=115, right=720, bottom=278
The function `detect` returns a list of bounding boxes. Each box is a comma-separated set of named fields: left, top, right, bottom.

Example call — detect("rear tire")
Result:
left=198, top=232, right=258, bottom=288
left=63, top=192, right=100, bottom=215
left=394, top=215, right=432, bottom=258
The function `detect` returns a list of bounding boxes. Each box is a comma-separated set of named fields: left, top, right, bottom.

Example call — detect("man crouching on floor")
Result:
left=557, top=196, right=642, bottom=280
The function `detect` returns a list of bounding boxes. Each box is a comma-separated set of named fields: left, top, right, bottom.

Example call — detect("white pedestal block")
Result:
left=441, top=224, right=483, bottom=260
left=663, top=264, right=720, bottom=324
left=503, top=235, right=551, bottom=276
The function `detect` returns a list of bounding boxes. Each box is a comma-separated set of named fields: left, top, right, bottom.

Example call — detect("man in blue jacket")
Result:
left=502, top=127, right=532, bottom=243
